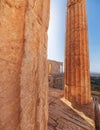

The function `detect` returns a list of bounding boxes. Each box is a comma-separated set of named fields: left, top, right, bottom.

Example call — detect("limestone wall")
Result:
left=0, top=0, right=50, bottom=130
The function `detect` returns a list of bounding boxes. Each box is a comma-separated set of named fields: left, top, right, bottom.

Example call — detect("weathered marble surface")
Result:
left=20, top=0, right=50, bottom=130
left=48, top=88, right=95, bottom=130
left=0, top=0, right=50, bottom=130
left=0, top=1, right=26, bottom=130
left=64, top=0, right=91, bottom=104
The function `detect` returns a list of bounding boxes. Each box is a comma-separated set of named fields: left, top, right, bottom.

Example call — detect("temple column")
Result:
left=20, top=0, right=50, bottom=130
left=0, top=1, right=26, bottom=130
left=64, top=0, right=91, bottom=104
left=0, top=0, right=50, bottom=130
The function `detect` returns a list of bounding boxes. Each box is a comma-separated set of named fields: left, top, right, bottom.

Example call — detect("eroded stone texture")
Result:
left=0, top=0, right=50, bottom=130
left=20, top=0, right=50, bottom=130
left=64, top=0, right=91, bottom=104
left=0, top=1, right=26, bottom=130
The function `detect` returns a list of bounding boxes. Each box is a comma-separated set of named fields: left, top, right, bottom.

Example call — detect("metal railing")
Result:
left=93, top=97, right=100, bottom=130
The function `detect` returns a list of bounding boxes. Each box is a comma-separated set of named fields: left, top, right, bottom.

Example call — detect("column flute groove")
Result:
left=64, top=0, right=91, bottom=104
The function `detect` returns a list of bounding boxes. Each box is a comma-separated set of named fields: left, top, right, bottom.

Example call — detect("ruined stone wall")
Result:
left=48, top=60, right=63, bottom=74
left=48, top=73, right=64, bottom=89
left=0, top=0, right=50, bottom=130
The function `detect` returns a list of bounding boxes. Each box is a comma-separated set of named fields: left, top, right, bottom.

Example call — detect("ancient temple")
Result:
left=64, top=0, right=91, bottom=104
left=0, top=0, right=95, bottom=130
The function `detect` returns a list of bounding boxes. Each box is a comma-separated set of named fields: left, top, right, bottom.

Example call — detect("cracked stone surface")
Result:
left=48, top=88, right=95, bottom=130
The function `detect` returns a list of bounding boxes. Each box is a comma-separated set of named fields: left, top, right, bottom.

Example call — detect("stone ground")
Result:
left=48, top=88, right=95, bottom=130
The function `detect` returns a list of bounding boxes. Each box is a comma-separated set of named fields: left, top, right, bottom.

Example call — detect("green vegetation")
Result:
left=91, top=77, right=100, bottom=92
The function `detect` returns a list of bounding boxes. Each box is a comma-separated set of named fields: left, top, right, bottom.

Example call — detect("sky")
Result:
left=48, top=0, right=100, bottom=73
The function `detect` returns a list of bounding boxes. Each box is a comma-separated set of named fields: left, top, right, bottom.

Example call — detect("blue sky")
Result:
left=48, top=0, right=100, bottom=73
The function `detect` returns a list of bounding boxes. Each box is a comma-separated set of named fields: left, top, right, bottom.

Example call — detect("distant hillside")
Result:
left=91, top=76, right=100, bottom=92
left=91, top=72, right=100, bottom=77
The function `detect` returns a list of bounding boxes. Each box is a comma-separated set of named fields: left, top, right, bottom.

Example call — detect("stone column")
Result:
left=0, top=1, right=26, bottom=130
left=20, top=0, right=50, bottom=130
left=64, top=0, right=91, bottom=104
left=0, top=0, right=50, bottom=130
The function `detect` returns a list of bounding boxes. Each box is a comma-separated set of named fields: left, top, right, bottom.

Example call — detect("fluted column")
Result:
left=0, top=0, right=50, bottom=130
left=20, top=0, right=50, bottom=130
left=64, top=0, right=91, bottom=104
